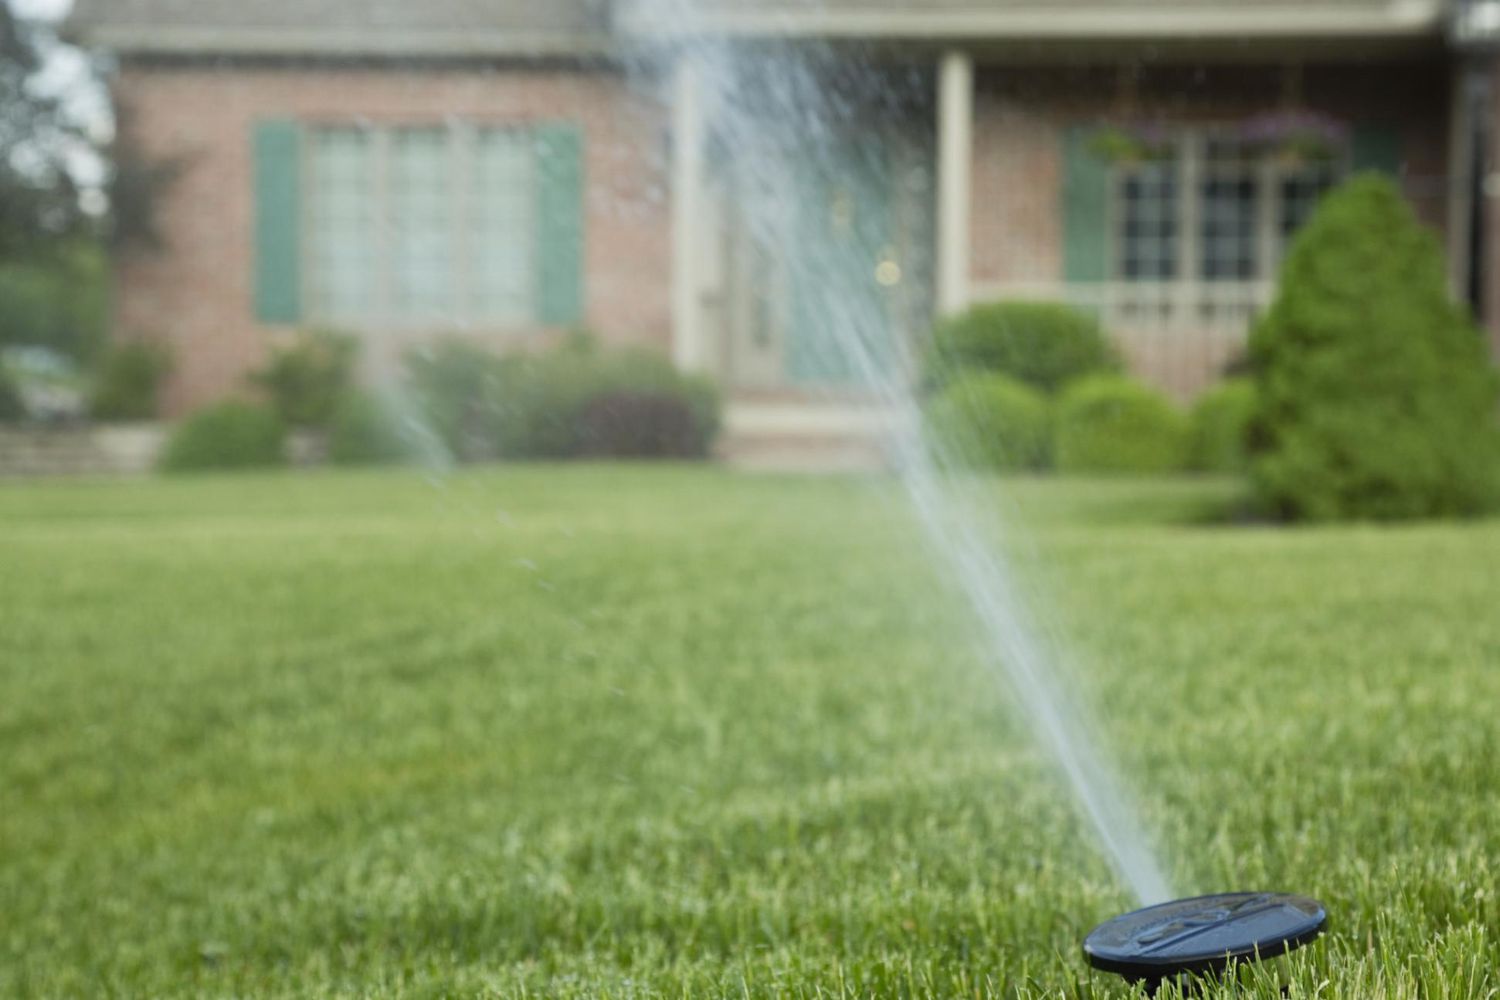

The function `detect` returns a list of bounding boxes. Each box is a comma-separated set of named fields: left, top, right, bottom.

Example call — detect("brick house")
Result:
left=72, top=0, right=1500, bottom=448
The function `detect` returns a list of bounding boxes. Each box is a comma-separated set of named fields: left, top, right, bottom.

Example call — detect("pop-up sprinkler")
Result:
left=1083, top=892, right=1327, bottom=992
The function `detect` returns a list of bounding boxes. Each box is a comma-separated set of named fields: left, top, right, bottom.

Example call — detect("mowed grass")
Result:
left=2, top=466, right=1499, bottom=999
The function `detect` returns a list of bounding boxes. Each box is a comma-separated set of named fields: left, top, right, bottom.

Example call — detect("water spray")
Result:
left=626, top=16, right=1333, bottom=988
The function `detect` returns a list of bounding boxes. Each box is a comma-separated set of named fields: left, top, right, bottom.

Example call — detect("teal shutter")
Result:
left=253, top=120, right=303, bottom=324
left=1351, top=125, right=1402, bottom=180
left=535, top=123, right=585, bottom=327
left=1062, top=127, right=1112, bottom=285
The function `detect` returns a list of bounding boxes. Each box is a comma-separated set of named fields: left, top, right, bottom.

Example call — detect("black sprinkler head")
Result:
left=1083, top=892, right=1328, bottom=991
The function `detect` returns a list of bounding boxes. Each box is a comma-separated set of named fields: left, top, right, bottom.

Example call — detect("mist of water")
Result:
left=636, top=30, right=1172, bottom=905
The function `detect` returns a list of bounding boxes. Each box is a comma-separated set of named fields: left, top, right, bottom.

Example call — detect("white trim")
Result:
left=77, top=26, right=614, bottom=59
left=936, top=50, right=974, bottom=317
left=617, top=2, right=1446, bottom=40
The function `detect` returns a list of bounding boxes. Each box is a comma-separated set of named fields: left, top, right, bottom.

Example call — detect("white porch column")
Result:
left=937, top=49, right=974, bottom=317
left=672, top=55, right=707, bottom=372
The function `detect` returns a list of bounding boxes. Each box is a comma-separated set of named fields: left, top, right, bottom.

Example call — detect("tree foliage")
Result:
left=1248, top=175, right=1500, bottom=520
left=0, top=7, right=87, bottom=262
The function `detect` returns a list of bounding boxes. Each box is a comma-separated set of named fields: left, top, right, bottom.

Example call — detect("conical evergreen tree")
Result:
left=1248, top=174, right=1500, bottom=520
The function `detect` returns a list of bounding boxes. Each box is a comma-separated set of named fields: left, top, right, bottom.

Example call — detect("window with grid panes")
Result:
left=304, top=124, right=538, bottom=327
left=1118, top=159, right=1179, bottom=281
left=1113, top=132, right=1346, bottom=317
left=307, top=127, right=379, bottom=323
left=1199, top=138, right=1259, bottom=282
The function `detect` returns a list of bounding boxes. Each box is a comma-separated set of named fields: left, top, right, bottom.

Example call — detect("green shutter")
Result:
left=253, top=120, right=302, bottom=324
left=1351, top=124, right=1402, bottom=180
left=1062, top=127, right=1112, bottom=285
left=535, top=123, right=585, bottom=327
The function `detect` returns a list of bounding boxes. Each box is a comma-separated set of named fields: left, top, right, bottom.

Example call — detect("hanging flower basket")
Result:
left=1237, top=111, right=1349, bottom=165
left=1088, top=124, right=1173, bottom=166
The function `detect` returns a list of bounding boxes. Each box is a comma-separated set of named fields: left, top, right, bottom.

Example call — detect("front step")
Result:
left=717, top=401, right=899, bottom=473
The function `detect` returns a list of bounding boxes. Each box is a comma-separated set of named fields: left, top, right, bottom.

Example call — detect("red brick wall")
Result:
left=112, top=62, right=673, bottom=415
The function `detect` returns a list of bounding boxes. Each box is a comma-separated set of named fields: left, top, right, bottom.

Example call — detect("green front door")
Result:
left=785, top=142, right=898, bottom=386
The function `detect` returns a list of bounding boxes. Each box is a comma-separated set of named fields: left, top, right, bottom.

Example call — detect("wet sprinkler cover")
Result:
left=1083, top=892, right=1328, bottom=984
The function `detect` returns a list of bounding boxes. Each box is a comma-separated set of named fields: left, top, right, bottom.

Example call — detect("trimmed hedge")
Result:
left=1189, top=378, right=1256, bottom=473
left=406, top=336, right=721, bottom=462
left=1249, top=175, right=1500, bottom=520
left=1055, top=375, right=1188, bottom=474
left=160, top=402, right=286, bottom=472
left=923, top=372, right=1052, bottom=471
left=924, top=301, right=1119, bottom=394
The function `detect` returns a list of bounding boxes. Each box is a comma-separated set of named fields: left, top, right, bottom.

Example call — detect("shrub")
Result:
left=89, top=341, right=172, bottom=421
left=490, top=341, right=720, bottom=459
left=1189, top=378, right=1256, bottom=473
left=160, top=402, right=286, bottom=472
left=1055, top=374, right=1188, bottom=474
left=923, top=301, right=1119, bottom=394
left=923, top=372, right=1052, bottom=471
left=577, top=391, right=713, bottom=459
left=250, top=330, right=358, bottom=429
left=403, top=340, right=505, bottom=461
left=327, top=392, right=410, bottom=466
left=1249, top=174, right=1500, bottom=520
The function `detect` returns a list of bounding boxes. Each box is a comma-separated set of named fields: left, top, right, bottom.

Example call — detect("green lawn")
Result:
left=2, top=467, right=1498, bottom=998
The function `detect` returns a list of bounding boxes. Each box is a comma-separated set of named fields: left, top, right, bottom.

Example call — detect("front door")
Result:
left=785, top=141, right=897, bottom=386
left=717, top=130, right=933, bottom=393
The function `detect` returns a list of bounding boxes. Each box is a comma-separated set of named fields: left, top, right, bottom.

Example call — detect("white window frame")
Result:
left=1106, top=130, right=1348, bottom=331
left=301, top=121, right=538, bottom=332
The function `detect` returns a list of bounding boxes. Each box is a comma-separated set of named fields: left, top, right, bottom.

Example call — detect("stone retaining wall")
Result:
left=0, top=425, right=167, bottom=478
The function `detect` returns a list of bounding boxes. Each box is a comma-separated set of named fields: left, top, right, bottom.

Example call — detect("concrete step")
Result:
left=719, top=401, right=898, bottom=473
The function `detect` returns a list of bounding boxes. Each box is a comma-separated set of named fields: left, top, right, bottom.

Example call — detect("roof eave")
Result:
left=73, top=26, right=615, bottom=60
left=615, top=4, right=1450, bottom=42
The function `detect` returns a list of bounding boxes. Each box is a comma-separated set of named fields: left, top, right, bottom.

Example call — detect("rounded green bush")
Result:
left=924, top=372, right=1051, bottom=471
left=1189, top=378, right=1256, bottom=473
left=327, top=392, right=409, bottom=466
left=923, top=300, right=1119, bottom=395
left=160, top=402, right=286, bottom=473
left=1055, top=375, right=1188, bottom=474
left=1249, top=174, right=1500, bottom=520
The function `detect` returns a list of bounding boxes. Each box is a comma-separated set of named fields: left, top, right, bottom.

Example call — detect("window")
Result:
left=1119, top=160, right=1179, bottom=281
left=1113, top=131, right=1345, bottom=327
left=305, top=123, right=538, bottom=327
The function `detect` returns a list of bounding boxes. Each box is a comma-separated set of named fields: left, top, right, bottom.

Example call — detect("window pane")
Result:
left=472, top=128, right=536, bottom=325
left=1119, top=161, right=1178, bottom=281
left=1200, top=173, right=1257, bottom=281
left=390, top=128, right=454, bottom=323
left=308, top=128, right=378, bottom=323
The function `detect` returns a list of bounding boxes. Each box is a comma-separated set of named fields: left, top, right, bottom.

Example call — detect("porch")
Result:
left=662, top=20, right=1470, bottom=460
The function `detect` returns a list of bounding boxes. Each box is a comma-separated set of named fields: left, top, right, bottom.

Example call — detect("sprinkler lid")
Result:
left=1083, top=892, right=1328, bottom=984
